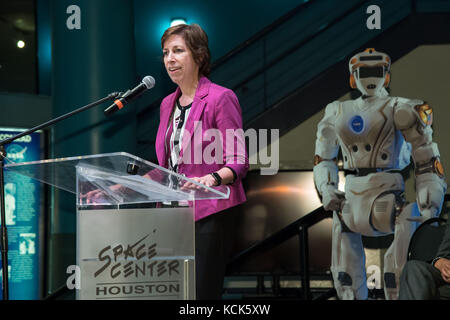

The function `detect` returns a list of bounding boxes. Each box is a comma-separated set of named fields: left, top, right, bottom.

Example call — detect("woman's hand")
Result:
left=180, top=168, right=235, bottom=191
left=181, top=174, right=217, bottom=191
left=80, top=184, right=124, bottom=204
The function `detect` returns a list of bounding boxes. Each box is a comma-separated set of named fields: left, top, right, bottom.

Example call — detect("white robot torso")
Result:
left=334, top=95, right=413, bottom=171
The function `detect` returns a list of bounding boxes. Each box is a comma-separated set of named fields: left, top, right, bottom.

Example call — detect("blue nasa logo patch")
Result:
left=350, top=115, right=364, bottom=133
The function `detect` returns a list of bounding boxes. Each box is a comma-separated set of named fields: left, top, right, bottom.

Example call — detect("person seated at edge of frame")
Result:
left=399, top=217, right=450, bottom=299
left=153, top=23, right=249, bottom=299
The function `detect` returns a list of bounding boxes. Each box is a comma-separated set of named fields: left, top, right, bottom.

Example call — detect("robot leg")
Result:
left=331, top=211, right=367, bottom=300
left=383, top=202, right=421, bottom=300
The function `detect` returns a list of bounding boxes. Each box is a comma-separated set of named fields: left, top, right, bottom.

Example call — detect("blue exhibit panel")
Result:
left=0, top=128, right=45, bottom=300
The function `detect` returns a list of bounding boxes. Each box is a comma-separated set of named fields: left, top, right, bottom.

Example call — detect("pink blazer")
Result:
left=155, top=76, right=249, bottom=221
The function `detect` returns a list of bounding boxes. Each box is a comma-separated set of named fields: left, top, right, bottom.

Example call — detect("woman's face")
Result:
left=163, top=34, right=199, bottom=86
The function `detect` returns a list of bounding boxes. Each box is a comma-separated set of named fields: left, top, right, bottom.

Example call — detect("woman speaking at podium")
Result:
left=155, top=23, right=249, bottom=299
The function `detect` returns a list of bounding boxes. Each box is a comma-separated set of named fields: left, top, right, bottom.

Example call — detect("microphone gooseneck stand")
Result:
left=0, top=92, right=122, bottom=300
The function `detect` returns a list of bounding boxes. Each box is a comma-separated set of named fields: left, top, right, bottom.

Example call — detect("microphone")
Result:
left=104, top=76, right=155, bottom=116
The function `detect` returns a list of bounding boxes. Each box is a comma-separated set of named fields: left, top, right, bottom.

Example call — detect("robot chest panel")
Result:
left=335, top=100, right=396, bottom=168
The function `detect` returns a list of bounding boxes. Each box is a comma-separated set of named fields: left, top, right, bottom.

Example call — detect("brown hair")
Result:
left=161, top=23, right=211, bottom=77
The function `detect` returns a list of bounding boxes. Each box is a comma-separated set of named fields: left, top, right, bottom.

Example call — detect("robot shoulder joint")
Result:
left=394, top=101, right=432, bottom=130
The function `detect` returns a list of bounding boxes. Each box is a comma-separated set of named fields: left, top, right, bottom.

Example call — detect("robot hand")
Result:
left=407, top=173, right=447, bottom=223
left=406, top=207, right=437, bottom=224
left=321, top=185, right=346, bottom=211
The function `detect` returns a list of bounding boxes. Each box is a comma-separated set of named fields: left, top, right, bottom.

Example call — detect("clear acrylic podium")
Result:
left=5, top=152, right=229, bottom=300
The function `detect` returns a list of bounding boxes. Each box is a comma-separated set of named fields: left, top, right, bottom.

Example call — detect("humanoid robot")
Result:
left=313, top=48, right=447, bottom=300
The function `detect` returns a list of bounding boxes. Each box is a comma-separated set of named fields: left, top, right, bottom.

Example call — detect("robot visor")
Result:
left=358, top=66, right=384, bottom=78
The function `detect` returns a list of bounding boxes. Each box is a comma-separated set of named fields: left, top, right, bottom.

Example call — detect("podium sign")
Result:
left=5, top=152, right=229, bottom=300
left=77, top=207, right=195, bottom=300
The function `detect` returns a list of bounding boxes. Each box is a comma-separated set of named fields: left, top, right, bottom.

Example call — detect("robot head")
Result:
left=349, top=48, right=391, bottom=97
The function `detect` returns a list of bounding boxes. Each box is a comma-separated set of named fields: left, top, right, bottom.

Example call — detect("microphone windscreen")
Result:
left=142, top=76, right=155, bottom=89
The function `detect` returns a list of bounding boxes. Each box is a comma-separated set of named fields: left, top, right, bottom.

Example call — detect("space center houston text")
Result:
left=92, top=233, right=182, bottom=299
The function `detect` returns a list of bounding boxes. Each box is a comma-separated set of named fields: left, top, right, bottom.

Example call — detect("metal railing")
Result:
left=226, top=206, right=332, bottom=300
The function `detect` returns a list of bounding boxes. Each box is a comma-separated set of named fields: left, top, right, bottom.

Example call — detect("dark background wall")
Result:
left=132, top=0, right=304, bottom=110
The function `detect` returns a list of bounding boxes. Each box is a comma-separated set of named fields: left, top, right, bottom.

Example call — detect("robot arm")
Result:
left=313, top=101, right=344, bottom=211
left=394, top=99, right=447, bottom=220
